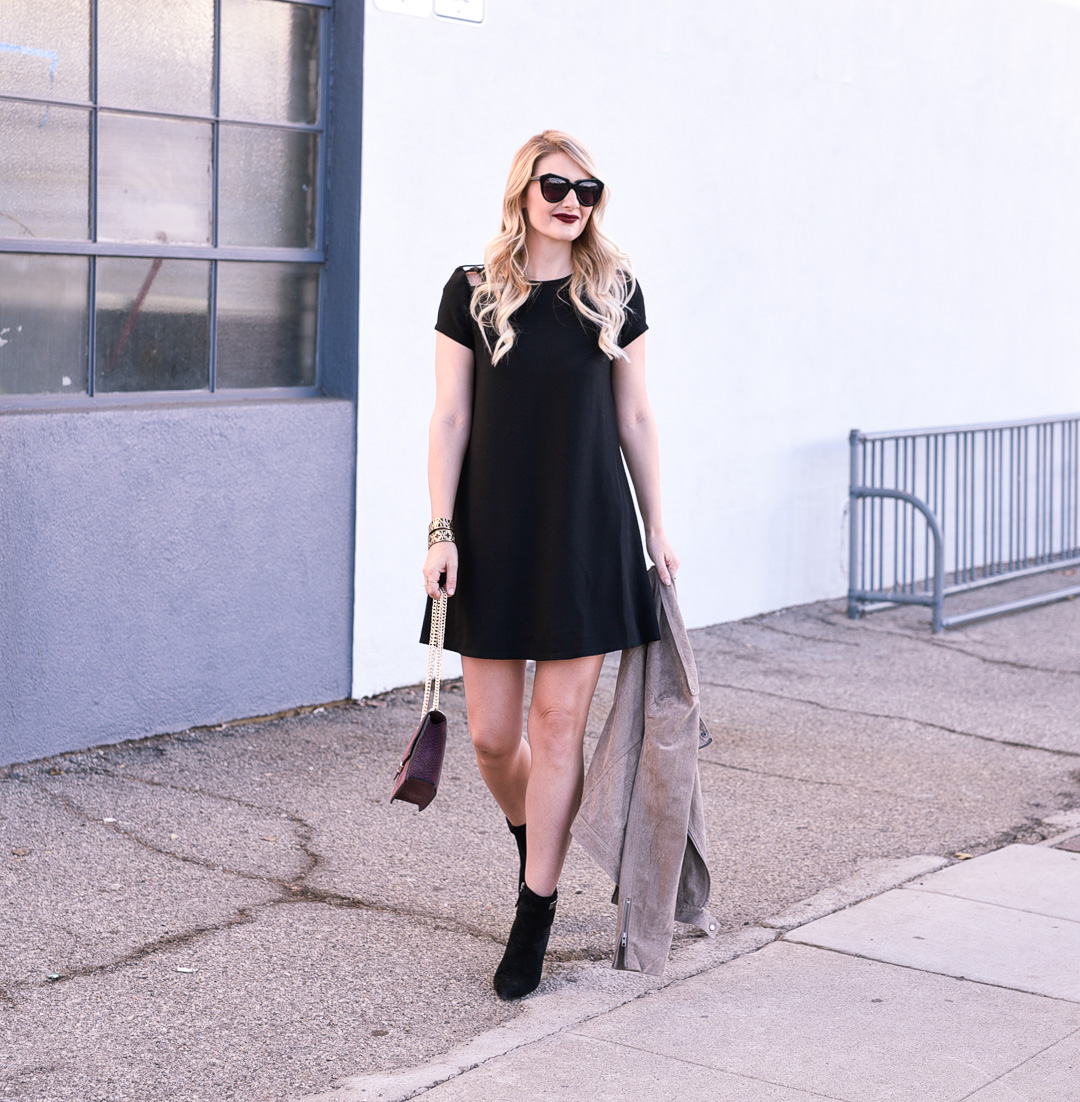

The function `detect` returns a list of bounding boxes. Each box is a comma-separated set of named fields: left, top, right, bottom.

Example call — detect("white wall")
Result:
left=353, top=0, right=1080, bottom=698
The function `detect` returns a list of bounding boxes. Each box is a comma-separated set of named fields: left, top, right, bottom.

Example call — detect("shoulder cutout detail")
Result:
left=462, top=264, right=484, bottom=288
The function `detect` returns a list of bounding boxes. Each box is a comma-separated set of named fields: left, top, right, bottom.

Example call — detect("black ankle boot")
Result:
left=493, top=884, right=557, bottom=1000
left=506, top=818, right=527, bottom=892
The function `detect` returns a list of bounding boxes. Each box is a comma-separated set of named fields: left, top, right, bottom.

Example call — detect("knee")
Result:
left=528, top=704, right=581, bottom=765
left=469, top=722, right=522, bottom=766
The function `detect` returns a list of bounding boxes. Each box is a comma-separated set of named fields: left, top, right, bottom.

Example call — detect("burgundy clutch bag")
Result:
left=391, top=592, right=448, bottom=812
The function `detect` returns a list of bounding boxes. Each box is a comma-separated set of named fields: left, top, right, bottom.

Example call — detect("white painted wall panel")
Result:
left=353, top=0, right=1080, bottom=698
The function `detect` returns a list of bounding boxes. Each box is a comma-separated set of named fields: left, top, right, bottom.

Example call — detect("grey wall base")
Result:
left=1, top=398, right=355, bottom=765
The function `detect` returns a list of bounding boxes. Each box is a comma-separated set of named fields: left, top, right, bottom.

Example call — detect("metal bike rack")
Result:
left=848, top=415, right=1080, bottom=631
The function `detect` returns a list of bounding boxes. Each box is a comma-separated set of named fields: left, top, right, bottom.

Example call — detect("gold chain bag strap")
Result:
left=390, top=592, right=448, bottom=811
left=420, top=592, right=446, bottom=716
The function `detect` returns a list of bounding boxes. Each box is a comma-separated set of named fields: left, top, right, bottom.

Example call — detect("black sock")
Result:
left=506, top=818, right=527, bottom=892
left=493, top=883, right=557, bottom=1000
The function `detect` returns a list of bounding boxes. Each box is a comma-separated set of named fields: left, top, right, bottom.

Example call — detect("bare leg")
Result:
left=523, top=654, right=605, bottom=897
left=461, top=657, right=531, bottom=826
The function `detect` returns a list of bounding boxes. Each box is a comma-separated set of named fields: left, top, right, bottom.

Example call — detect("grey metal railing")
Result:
left=848, top=415, right=1080, bottom=631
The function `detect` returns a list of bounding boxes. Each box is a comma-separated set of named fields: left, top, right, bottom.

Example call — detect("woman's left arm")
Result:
left=612, top=333, right=679, bottom=586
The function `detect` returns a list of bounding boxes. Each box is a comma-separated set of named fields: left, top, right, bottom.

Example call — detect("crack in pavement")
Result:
left=274, top=888, right=505, bottom=947
left=563, top=1032, right=852, bottom=1102
left=34, top=907, right=260, bottom=988
left=955, top=1023, right=1080, bottom=1102
left=739, top=619, right=862, bottom=649
left=94, top=766, right=297, bottom=814
left=957, top=819, right=1063, bottom=856
left=838, top=621, right=1080, bottom=677
left=31, top=781, right=304, bottom=889
left=698, top=681, right=1080, bottom=759
left=696, top=756, right=922, bottom=800
left=805, top=611, right=868, bottom=633
left=86, top=769, right=505, bottom=941
left=15, top=776, right=505, bottom=994
left=799, top=608, right=1080, bottom=677
left=740, top=607, right=1080, bottom=676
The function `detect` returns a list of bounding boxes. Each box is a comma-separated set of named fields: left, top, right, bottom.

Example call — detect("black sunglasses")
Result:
left=529, top=173, right=604, bottom=207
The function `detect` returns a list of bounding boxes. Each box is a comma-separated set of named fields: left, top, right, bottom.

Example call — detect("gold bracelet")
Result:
left=429, top=517, right=453, bottom=534
left=428, top=528, right=455, bottom=548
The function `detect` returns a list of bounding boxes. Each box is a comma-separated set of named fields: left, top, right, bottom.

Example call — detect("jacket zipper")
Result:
left=615, top=898, right=631, bottom=968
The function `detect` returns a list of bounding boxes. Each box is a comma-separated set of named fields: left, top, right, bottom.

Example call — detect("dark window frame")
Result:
left=0, top=0, right=342, bottom=407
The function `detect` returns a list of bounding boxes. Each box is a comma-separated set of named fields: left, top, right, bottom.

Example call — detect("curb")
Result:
left=295, top=851, right=952, bottom=1102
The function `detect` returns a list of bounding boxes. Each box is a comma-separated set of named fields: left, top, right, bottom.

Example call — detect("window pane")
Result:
left=221, top=0, right=321, bottom=125
left=218, top=125, right=316, bottom=248
left=95, top=258, right=209, bottom=392
left=97, top=0, right=214, bottom=116
left=216, top=262, right=317, bottom=387
left=97, top=112, right=212, bottom=245
left=0, top=0, right=90, bottom=102
left=0, top=254, right=88, bottom=395
left=0, top=100, right=89, bottom=239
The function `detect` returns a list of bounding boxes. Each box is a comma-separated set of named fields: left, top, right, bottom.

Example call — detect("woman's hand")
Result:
left=423, top=540, right=458, bottom=599
left=646, top=532, right=679, bottom=587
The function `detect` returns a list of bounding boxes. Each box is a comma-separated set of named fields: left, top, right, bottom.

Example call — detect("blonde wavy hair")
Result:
left=471, top=130, right=636, bottom=365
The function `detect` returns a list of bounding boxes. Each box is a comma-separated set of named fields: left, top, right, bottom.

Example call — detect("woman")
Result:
left=421, top=130, right=678, bottom=1000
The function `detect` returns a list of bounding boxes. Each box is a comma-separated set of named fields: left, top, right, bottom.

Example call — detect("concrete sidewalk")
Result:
left=355, top=831, right=1080, bottom=1102
left=2, top=571, right=1080, bottom=1101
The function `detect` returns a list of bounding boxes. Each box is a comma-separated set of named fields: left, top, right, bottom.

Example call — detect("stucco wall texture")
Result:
left=0, top=398, right=354, bottom=765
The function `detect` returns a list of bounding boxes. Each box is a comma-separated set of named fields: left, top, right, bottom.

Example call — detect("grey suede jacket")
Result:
left=573, top=568, right=718, bottom=976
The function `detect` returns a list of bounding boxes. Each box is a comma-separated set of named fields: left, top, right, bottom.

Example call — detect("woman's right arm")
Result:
left=423, top=332, right=474, bottom=599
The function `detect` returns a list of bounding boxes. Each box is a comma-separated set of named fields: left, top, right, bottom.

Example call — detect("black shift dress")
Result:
left=421, top=266, right=660, bottom=661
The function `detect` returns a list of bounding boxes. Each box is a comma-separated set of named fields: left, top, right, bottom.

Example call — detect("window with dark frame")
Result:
left=0, top=0, right=328, bottom=399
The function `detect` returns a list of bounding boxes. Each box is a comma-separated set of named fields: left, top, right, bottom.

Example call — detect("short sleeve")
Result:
left=618, top=278, right=648, bottom=347
left=435, top=267, right=477, bottom=350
